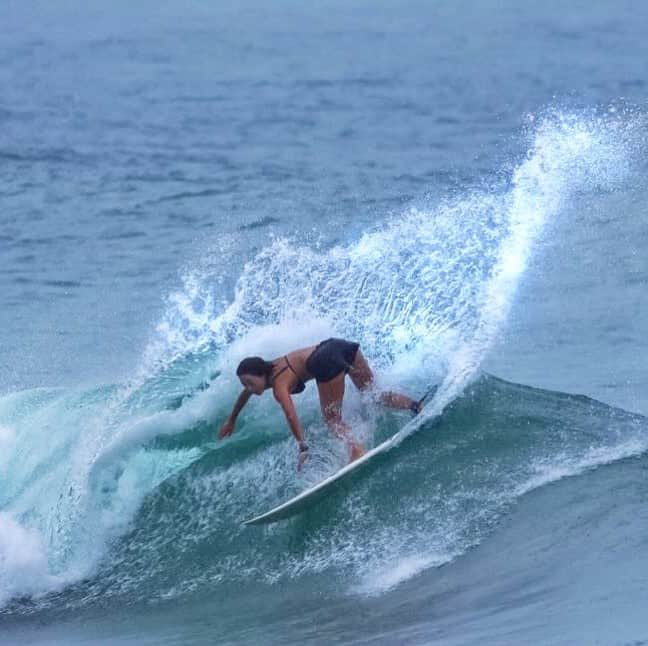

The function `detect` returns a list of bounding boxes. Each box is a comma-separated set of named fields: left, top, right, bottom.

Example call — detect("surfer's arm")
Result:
left=229, top=389, right=252, bottom=422
left=218, top=389, right=252, bottom=439
left=273, top=388, right=307, bottom=448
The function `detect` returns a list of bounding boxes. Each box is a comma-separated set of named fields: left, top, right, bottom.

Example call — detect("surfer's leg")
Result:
left=317, top=373, right=365, bottom=461
left=348, top=349, right=419, bottom=411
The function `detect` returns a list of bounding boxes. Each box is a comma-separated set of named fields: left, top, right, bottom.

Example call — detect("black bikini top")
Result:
left=271, top=355, right=306, bottom=394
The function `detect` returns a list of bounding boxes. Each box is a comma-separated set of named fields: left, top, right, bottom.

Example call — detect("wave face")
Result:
left=0, top=109, right=646, bottom=614
left=2, top=375, right=647, bottom=618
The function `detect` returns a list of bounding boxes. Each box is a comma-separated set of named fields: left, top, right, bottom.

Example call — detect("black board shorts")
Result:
left=305, top=338, right=360, bottom=383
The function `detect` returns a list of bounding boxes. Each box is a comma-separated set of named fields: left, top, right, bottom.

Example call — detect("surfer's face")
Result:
left=240, top=374, right=265, bottom=395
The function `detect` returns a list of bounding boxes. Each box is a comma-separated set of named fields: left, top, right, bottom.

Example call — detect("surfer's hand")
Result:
left=297, top=443, right=309, bottom=471
left=218, top=419, right=235, bottom=439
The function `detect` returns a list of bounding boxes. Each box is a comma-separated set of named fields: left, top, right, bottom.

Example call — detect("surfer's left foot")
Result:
left=410, top=399, right=424, bottom=415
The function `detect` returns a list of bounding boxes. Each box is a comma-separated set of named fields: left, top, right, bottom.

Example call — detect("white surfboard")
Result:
left=243, top=387, right=437, bottom=525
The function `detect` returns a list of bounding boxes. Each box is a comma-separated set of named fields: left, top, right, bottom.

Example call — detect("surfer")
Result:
left=217, top=337, right=423, bottom=468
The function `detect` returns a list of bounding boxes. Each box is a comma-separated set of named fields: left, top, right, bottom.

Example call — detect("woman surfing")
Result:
left=217, top=337, right=423, bottom=469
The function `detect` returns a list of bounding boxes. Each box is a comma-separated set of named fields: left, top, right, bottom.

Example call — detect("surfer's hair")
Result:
left=236, top=356, right=273, bottom=378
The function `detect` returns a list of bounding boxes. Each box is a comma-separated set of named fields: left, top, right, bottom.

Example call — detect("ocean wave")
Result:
left=1, top=107, right=646, bottom=614
left=2, top=373, right=646, bottom=615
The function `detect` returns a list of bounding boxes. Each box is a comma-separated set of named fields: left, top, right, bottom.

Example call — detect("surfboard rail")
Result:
left=243, top=385, right=438, bottom=525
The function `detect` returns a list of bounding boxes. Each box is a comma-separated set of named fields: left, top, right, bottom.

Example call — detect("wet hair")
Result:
left=236, top=356, right=273, bottom=378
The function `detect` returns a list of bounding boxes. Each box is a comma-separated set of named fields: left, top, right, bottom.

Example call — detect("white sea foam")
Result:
left=0, top=424, right=16, bottom=454
left=515, top=437, right=648, bottom=497
left=353, top=553, right=450, bottom=596
left=0, top=513, right=61, bottom=605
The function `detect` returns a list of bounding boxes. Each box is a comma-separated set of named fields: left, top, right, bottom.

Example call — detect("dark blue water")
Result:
left=2, top=1, right=648, bottom=644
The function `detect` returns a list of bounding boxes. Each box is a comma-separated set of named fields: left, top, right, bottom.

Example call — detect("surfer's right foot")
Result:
left=349, top=442, right=365, bottom=463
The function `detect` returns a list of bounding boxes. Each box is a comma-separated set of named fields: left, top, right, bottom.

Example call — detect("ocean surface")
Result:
left=2, top=1, right=648, bottom=644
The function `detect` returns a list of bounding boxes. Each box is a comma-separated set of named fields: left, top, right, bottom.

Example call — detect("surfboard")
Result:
left=243, top=386, right=437, bottom=526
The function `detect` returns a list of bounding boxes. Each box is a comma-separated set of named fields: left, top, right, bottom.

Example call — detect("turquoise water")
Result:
left=2, top=1, right=648, bottom=644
